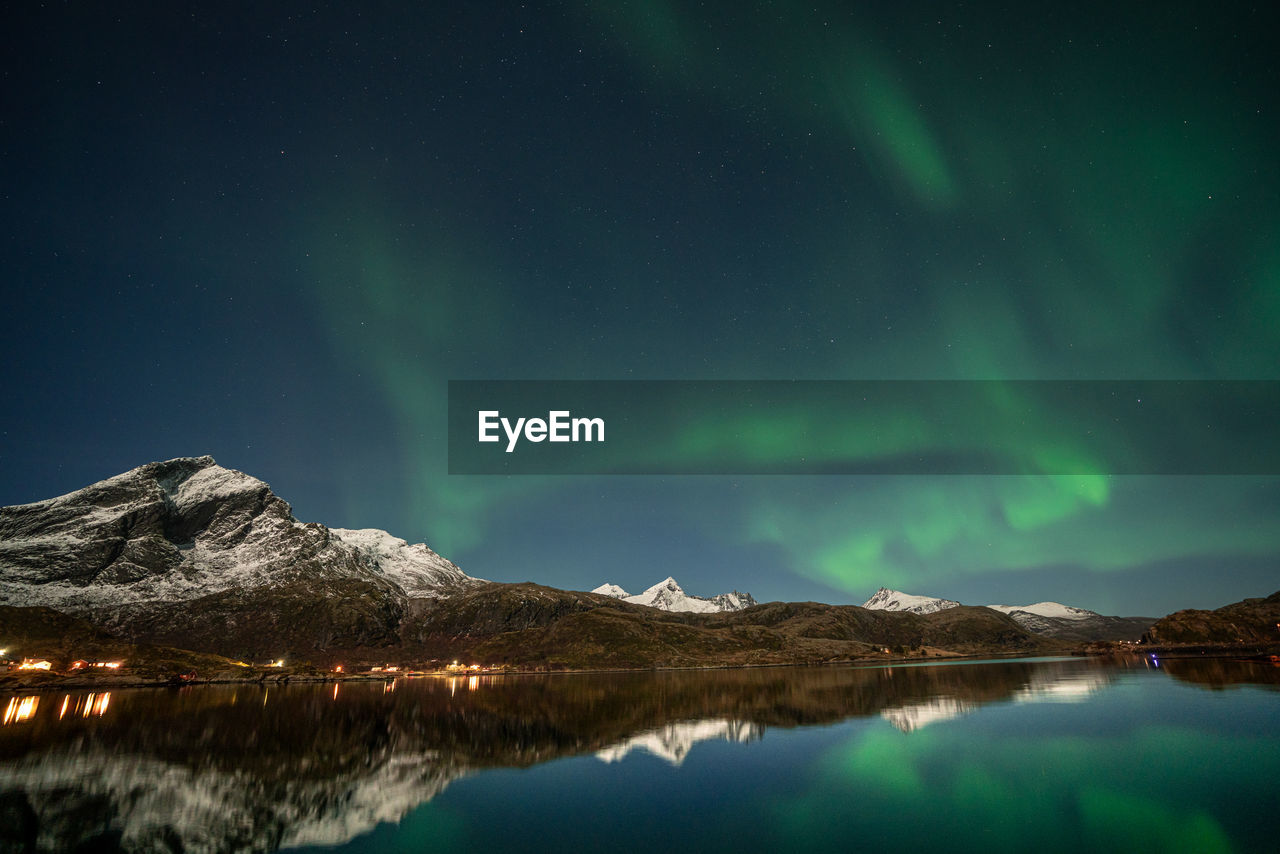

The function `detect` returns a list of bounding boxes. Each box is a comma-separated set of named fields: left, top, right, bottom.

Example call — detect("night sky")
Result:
left=3, top=2, right=1277, bottom=616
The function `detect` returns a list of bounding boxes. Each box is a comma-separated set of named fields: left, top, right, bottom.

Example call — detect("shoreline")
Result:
left=5, top=645, right=1275, bottom=694
left=0, top=648, right=1025, bottom=693
left=1080, top=641, right=1280, bottom=659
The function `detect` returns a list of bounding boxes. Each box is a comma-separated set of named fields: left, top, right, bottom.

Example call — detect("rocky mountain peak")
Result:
left=0, top=457, right=483, bottom=656
left=645, top=577, right=684, bottom=595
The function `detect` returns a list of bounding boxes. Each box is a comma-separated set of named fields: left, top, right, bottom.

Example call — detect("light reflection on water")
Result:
left=0, top=658, right=1275, bottom=853
left=2, top=695, right=39, bottom=725
left=4, top=692, right=114, bottom=726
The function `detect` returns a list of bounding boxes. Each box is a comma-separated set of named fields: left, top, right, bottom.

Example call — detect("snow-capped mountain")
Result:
left=861, top=587, right=961, bottom=615
left=862, top=587, right=1101, bottom=621
left=591, top=583, right=630, bottom=599
left=986, top=602, right=1100, bottom=620
left=593, top=577, right=757, bottom=613
left=0, top=456, right=483, bottom=652
left=861, top=587, right=1152, bottom=641
left=0, top=456, right=480, bottom=611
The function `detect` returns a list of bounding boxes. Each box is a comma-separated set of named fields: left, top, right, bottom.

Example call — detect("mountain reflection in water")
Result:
left=0, top=657, right=1275, bottom=852
left=595, top=719, right=763, bottom=764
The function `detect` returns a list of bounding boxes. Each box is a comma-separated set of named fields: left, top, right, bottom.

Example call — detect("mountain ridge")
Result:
left=861, top=587, right=1155, bottom=641
left=592, top=577, right=758, bottom=613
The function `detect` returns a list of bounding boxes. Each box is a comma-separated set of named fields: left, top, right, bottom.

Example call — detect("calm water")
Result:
left=1, top=656, right=1277, bottom=853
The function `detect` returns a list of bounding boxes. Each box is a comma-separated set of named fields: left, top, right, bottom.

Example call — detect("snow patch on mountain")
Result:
left=169, top=463, right=266, bottom=516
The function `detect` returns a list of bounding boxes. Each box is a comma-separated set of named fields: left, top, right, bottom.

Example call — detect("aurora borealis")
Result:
left=2, top=2, right=1277, bottom=615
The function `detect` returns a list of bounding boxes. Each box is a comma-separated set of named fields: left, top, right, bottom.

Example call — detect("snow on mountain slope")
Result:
left=861, top=587, right=961, bottom=615
left=987, top=602, right=1100, bottom=620
left=330, top=527, right=480, bottom=597
left=618, top=577, right=758, bottom=613
left=591, top=583, right=630, bottom=599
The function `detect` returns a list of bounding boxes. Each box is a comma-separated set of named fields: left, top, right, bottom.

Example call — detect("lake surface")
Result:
left=1, top=656, right=1277, bottom=853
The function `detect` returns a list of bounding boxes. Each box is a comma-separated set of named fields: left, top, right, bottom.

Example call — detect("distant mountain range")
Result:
left=862, top=586, right=1102, bottom=619
left=861, top=587, right=1156, bottom=641
left=591, top=578, right=757, bottom=613
left=0, top=457, right=1271, bottom=666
